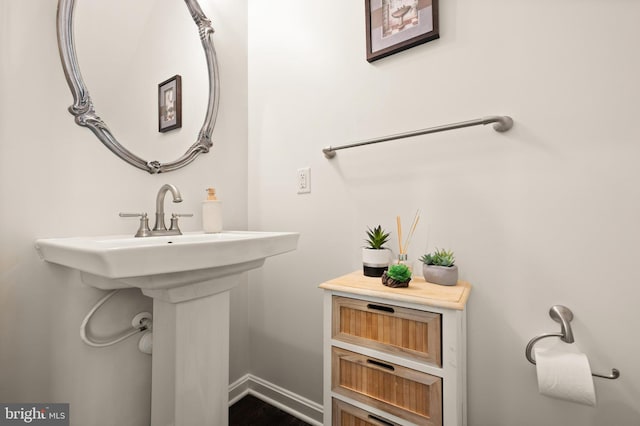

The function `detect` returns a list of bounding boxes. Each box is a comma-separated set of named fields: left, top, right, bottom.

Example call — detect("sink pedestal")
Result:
left=148, top=275, right=241, bottom=426
left=34, top=231, right=300, bottom=426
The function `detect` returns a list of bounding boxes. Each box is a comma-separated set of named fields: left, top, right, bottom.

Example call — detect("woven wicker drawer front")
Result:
left=332, top=398, right=401, bottom=426
left=333, top=296, right=441, bottom=366
left=332, top=347, right=442, bottom=426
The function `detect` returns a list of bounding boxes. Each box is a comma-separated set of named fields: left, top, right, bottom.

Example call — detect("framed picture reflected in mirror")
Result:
left=159, top=75, right=182, bottom=133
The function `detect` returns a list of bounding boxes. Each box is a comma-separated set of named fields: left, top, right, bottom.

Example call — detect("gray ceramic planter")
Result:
left=422, top=264, right=458, bottom=286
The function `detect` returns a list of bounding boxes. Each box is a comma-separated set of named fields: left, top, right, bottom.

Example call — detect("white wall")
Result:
left=248, top=1, right=640, bottom=425
left=0, top=1, right=247, bottom=425
left=3, top=1, right=639, bottom=425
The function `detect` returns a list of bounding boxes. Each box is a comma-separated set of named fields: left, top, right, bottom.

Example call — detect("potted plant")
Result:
left=420, top=248, right=458, bottom=286
left=362, top=225, right=391, bottom=277
left=381, top=264, right=412, bottom=288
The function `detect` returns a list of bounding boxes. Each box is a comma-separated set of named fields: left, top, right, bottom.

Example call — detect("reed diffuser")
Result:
left=395, top=210, right=420, bottom=270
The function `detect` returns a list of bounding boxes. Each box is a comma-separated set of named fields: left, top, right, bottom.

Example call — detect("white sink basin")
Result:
left=35, top=231, right=299, bottom=296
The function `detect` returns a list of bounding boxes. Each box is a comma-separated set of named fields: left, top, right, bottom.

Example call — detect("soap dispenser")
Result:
left=202, top=188, right=223, bottom=233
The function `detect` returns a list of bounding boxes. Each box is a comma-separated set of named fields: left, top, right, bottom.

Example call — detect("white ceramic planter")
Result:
left=362, top=248, right=391, bottom=277
left=422, top=264, right=458, bottom=286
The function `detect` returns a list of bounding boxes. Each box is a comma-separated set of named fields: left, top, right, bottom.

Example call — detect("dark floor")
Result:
left=229, top=394, right=311, bottom=426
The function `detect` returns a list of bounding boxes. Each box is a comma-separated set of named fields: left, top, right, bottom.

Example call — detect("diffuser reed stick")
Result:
left=402, top=210, right=421, bottom=254
left=396, top=216, right=403, bottom=254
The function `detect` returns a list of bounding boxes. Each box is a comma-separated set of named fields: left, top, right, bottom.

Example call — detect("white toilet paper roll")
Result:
left=534, top=344, right=596, bottom=406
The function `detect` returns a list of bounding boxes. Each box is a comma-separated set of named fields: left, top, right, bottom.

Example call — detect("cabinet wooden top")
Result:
left=319, top=271, right=471, bottom=310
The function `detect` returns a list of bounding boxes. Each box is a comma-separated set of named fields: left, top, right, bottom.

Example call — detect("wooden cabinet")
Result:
left=320, top=272, right=471, bottom=426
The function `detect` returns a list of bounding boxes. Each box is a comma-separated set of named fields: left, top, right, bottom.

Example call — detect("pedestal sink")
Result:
left=35, top=231, right=299, bottom=425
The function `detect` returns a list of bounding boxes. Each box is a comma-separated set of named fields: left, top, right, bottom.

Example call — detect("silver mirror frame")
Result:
left=56, top=0, right=220, bottom=174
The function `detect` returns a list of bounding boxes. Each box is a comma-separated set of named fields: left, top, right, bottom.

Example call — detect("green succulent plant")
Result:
left=420, top=248, right=455, bottom=267
left=365, top=225, right=390, bottom=250
left=386, top=264, right=412, bottom=282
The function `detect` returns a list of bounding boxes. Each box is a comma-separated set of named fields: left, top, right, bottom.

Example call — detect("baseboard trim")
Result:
left=229, top=374, right=251, bottom=405
left=229, top=374, right=323, bottom=425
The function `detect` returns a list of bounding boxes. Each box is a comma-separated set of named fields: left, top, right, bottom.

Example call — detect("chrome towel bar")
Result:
left=322, top=115, right=513, bottom=159
left=525, top=305, right=620, bottom=380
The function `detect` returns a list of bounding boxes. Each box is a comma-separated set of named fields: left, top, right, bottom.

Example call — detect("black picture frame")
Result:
left=158, top=75, right=182, bottom=133
left=365, top=0, right=439, bottom=62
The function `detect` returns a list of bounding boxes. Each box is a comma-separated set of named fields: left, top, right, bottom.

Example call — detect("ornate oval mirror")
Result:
left=56, top=0, right=219, bottom=174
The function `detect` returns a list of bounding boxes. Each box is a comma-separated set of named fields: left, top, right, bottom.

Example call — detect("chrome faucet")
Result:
left=153, top=184, right=183, bottom=233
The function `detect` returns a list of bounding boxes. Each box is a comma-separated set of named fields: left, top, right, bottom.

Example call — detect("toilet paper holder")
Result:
left=525, top=305, right=620, bottom=380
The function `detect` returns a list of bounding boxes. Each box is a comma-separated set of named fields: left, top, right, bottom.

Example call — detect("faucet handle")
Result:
left=169, top=213, right=193, bottom=233
left=119, top=212, right=146, bottom=218
left=119, top=212, right=152, bottom=238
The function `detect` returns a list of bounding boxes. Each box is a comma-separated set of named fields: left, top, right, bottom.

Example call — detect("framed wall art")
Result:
left=158, top=75, right=182, bottom=133
left=365, top=0, right=439, bottom=62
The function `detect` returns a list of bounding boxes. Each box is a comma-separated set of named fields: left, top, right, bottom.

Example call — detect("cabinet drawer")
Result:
left=333, top=398, right=401, bottom=426
left=332, top=347, right=442, bottom=426
left=333, top=296, right=441, bottom=366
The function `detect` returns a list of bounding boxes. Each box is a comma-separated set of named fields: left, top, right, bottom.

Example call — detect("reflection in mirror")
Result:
left=57, top=0, right=219, bottom=173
